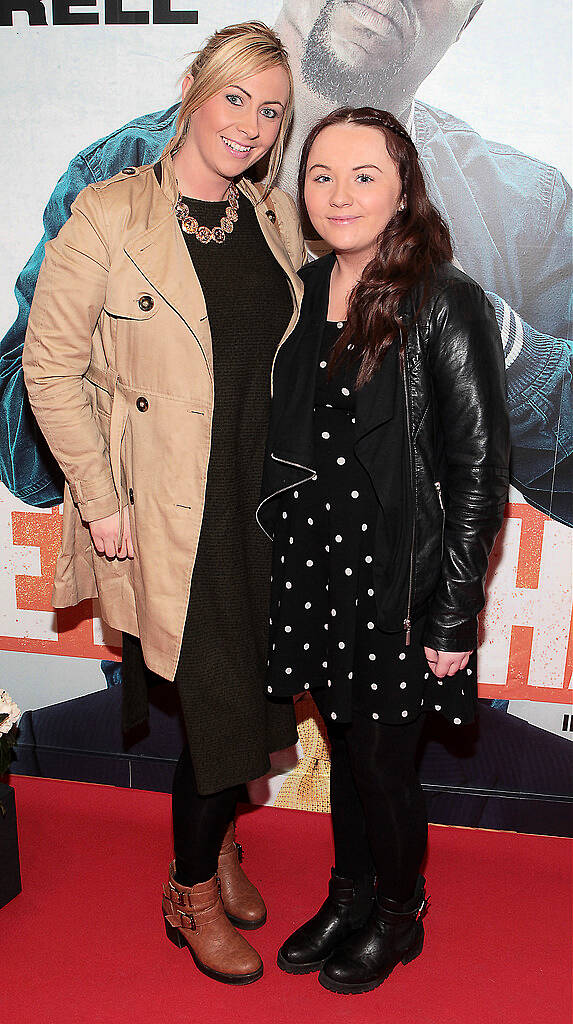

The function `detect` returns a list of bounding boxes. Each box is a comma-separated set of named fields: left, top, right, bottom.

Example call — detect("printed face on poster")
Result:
left=0, top=0, right=571, bottom=746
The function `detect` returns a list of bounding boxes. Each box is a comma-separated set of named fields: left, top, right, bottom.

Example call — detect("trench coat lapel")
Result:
left=124, top=214, right=213, bottom=378
left=122, top=157, right=305, bottom=383
left=123, top=153, right=213, bottom=378
left=239, top=179, right=304, bottom=313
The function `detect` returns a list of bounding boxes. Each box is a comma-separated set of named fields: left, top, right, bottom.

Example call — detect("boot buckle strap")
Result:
left=168, top=883, right=188, bottom=907
left=377, top=892, right=428, bottom=923
left=166, top=908, right=196, bottom=931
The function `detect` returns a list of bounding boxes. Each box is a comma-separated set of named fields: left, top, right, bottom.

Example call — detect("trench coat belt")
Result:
left=85, top=364, right=129, bottom=537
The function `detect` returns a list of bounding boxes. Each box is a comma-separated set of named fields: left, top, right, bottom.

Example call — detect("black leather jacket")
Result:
left=258, top=253, right=510, bottom=653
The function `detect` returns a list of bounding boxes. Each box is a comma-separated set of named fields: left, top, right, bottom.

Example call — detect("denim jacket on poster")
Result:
left=1, top=100, right=571, bottom=523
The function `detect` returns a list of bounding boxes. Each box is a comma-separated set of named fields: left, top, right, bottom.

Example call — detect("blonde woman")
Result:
left=23, top=22, right=305, bottom=985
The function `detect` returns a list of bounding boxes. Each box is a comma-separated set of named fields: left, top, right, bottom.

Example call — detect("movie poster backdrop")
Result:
left=1, top=0, right=571, bottom=820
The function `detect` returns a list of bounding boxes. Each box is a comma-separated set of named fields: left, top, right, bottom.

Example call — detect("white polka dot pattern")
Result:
left=265, top=319, right=476, bottom=730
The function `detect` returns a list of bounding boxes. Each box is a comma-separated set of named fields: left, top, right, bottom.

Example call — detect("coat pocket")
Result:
left=120, top=385, right=210, bottom=517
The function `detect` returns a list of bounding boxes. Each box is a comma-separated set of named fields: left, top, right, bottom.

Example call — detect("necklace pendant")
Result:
left=175, top=198, right=189, bottom=219
left=175, top=182, right=239, bottom=245
left=182, top=215, right=198, bottom=235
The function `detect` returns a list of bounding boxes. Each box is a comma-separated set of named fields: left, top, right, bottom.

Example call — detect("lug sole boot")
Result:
left=217, top=820, right=267, bottom=930
left=277, top=868, right=375, bottom=975
left=162, top=862, right=263, bottom=985
left=318, top=875, right=427, bottom=994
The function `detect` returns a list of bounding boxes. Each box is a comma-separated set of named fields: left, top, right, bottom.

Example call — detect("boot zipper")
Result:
left=402, top=344, right=416, bottom=647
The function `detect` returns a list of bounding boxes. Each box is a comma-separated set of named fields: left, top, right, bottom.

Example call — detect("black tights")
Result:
left=314, top=691, right=428, bottom=902
left=172, top=744, right=245, bottom=887
left=172, top=699, right=427, bottom=899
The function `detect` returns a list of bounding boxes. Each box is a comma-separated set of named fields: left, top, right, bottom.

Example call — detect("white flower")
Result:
left=0, top=690, right=21, bottom=735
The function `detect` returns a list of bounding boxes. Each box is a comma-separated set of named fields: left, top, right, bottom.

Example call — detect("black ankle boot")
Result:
left=318, top=875, right=427, bottom=994
left=277, top=868, right=375, bottom=974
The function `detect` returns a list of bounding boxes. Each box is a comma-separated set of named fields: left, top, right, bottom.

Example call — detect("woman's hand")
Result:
left=424, top=647, right=472, bottom=678
left=89, top=508, right=134, bottom=560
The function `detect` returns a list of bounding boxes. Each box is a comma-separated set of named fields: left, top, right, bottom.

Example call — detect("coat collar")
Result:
left=122, top=148, right=303, bottom=380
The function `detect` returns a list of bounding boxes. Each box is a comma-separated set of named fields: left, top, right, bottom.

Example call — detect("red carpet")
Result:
left=5, top=776, right=572, bottom=1024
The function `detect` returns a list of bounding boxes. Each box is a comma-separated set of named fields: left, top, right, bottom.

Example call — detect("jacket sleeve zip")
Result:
left=435, top=480, right=446, bottom=560
left=401, top=344, right=413, bottom=647
left=434, top=480, right=444, bottom=511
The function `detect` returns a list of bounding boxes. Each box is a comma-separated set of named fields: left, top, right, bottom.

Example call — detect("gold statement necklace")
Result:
left=174, top=182, right=240, bottom=245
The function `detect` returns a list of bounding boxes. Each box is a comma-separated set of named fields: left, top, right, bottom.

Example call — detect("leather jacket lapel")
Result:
left=354, top=338, right=401, bottom=441
left=268, top=253, right=335, bottom=466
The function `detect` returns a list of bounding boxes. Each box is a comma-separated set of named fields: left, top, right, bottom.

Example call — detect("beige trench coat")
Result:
left=23, top=152, right=305, bottom=681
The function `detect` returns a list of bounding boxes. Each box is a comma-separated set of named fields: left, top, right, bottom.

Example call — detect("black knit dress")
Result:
left=266, top=321, right=478, bottom=727
left=123, top=192, right=296, bottom=795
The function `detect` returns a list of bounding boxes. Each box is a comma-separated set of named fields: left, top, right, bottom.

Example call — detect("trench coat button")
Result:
left=128, top=488, right=134, bottom=505
left=136, top=397, right=149, bottom=412
left=122, top=166, right=137, bottom=175
left=138, top=294, right=154, bottom=312
left=266, top=209, right=276, bottom=223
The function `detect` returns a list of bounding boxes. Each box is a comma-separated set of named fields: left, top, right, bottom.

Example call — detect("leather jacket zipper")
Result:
left=256, top=454, right=317, bottom=540
left=435, top=480, right=445, bottom=557
left=402, top=346, right=416, bottom=646
left=434, top=480, right=444, bottom=511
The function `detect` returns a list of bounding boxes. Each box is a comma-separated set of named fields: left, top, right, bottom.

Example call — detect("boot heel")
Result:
left=164, top=916, right=185, bottom=949
left=401, top=929, right=424, bottom=965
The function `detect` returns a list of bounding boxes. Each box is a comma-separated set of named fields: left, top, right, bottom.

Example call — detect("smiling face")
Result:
left=281, top=0, right=482, bottom=110
left=182, top=65, right=290, bottom=195
left=304, top=122, right=403, bottom=261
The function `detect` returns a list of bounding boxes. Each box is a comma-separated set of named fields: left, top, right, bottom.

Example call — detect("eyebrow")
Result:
left=228, top=85, right=285, bottom=109
left=307, top=163, right=382, bottom=173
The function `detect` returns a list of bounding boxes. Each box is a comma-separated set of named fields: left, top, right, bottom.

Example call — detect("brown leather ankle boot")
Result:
left=162, top=863, right=263, bottom=985
left=217, top=820, right=267, bottom=930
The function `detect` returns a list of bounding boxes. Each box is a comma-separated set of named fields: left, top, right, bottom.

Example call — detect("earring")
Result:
left=398, top=199, right=406, bottom=212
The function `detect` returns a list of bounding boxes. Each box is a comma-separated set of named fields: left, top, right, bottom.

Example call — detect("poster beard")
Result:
left=300, top=0, right=417, bottom=108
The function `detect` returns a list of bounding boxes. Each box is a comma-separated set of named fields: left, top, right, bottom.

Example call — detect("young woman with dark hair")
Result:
left=258, top=107, right=510, bottom=994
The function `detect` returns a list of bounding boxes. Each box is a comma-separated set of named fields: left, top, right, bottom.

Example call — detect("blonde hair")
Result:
left=167, top=21, right=294, bottom=198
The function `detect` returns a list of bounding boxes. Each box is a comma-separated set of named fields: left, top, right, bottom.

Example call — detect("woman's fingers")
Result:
left=423, top=646, right=438, bottom=670
left=91, top=533, right=105, bottom=555
left=119, top=514, right=135, bottom=560
left=125, top=528, right=135, bottom=559
left=425, top=649, right=473, bottom=678
left=89, top=509, right=134, bottom=560
left=107, top=538, right=119, bottom=559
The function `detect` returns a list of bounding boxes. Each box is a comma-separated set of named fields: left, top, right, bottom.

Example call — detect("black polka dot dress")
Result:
left=266, top=321, right=477, bottom=728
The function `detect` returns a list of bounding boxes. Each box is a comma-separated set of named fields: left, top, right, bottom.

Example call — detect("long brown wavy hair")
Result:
left=298, top=108, right=453, bottom=387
